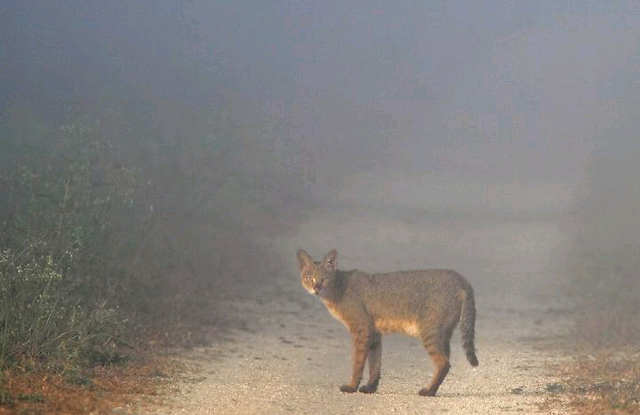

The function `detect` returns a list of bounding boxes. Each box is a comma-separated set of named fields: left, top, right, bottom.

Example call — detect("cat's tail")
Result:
left=460, top=283, right=479, bottom=366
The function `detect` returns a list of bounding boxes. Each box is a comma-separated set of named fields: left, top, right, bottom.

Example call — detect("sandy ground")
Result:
left=123, top=274, right=575, bottom=415
left=118, top=212, right=577, bottom=414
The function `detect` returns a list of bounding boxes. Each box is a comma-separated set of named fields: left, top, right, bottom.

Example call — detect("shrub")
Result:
left=0, top=114, right=135, bottom=372
left=0, top=249, right=126, bottom=371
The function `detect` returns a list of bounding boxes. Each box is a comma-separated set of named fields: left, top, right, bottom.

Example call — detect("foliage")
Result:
left=0, top=114, right=135, bottom=372
left=559, top=354, right=640, bottom=415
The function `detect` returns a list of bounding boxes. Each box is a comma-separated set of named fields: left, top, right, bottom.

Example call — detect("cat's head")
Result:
left=297, top=249, right=337, bottom=295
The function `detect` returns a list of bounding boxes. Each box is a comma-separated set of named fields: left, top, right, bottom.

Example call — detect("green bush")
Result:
left=0, top=249, right=126, bottom=370
left=0, top=114, right=135, bottom=372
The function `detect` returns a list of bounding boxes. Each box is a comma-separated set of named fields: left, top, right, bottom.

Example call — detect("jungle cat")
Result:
left=297, top=249, right=478, bottom=397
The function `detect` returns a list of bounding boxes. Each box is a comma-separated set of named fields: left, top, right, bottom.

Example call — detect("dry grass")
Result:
left=566, top=353, right=640, bottom=415
left=0, top=320, right=213, bottom=415
left=545, top=351, right=640, bottom=415
left=547, top=262, right=640, bottom=414
left=0, top=358, right=176, bottom=415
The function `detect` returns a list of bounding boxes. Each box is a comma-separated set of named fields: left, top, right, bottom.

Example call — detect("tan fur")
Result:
left=322, top=299, right=348, bottom=327
left=297, top=248, right=478, bottom=397
left=374, top=317, right=420, bottom=337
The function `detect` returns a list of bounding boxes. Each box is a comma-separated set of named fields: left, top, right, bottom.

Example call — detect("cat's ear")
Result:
left=297, top=249, right=313, bottom=271
left=322, top=249, right=337, bottom=272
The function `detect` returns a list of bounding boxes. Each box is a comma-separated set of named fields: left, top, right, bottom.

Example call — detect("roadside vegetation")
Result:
left=0, top=100, right=257, bottom=414
left=0, top=113, right=160, bottom=413
left=557, top=263, right=640, bottom=415
left=560, top=352, right=640, bottom=415
left=546, top=148, right=640, bottom=415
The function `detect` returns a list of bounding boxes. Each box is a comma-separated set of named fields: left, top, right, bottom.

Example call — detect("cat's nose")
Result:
left=313, top=284, right=322, bottom=294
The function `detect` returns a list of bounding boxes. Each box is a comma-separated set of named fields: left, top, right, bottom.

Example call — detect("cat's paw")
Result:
left=418, top=387, right=437, bottom=397
left=339, top=384, right=358, bottom=393
left=358, top=383, right=378, bottom=394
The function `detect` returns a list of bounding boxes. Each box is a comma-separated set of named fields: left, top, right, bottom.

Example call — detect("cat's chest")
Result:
left=321, top=299, right=350, bottom=329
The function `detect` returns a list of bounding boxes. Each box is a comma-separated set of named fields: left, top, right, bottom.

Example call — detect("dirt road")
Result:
left=127, top=274, right=574, bottom=415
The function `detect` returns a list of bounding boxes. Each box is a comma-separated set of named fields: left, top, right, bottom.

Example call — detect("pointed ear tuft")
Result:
left=322, top=249, right=338, bottom=271
left=297, top=249, right=313, bottom=271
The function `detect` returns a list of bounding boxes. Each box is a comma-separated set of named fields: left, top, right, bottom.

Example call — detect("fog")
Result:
left=2, top=1, right=639, bottom=318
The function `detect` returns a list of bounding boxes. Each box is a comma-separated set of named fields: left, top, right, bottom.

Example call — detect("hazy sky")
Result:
left=2, top=0, right=639, bottom=220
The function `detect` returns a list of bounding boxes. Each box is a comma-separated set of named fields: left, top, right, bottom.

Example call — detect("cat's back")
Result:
left=362, top=268, right=468, bottom=293
left=347, top=269, right=469, bottom=314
